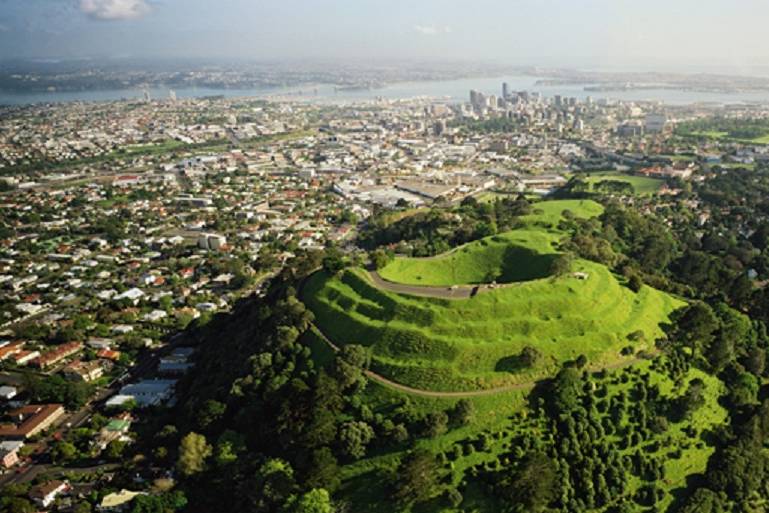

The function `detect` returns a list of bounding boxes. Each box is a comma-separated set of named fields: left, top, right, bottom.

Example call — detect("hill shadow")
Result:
left=496, top=246, right=558, bottom=283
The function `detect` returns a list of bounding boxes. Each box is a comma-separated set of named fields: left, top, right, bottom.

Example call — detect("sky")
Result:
left=1, top=0, right=769, bottom=73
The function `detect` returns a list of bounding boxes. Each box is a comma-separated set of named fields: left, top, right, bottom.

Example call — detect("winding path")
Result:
left=367, top=270, right=479, bottom=300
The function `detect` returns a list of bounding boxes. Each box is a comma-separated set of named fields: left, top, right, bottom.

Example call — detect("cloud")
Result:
left=79, top=0, right=151, bottom=20
left=414, top=24, right=452, bottom=36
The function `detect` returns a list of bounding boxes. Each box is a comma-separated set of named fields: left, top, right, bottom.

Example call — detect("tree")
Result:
left=255, top=459, right=296, bottom=510
left=333, top=345, right=369, bottom=390
left=452, top=399, right=475, bottom=426
left=392, top=449, right=440, bottom=506
left=1, top=498, right=35, bottom=513
left=73, top=502, right=93, bottom=513
left=291, top=489, right=333, bottom=513
left=130, top=492, right=187, bottom=513
left=519, top=346, right=543, bottom=368
left=728, top=372, right=759, bottom=407
left=214, top=430, right=246, bottom=466
left=423, top=411, right=449, bottom=438
left=322, top=248, right=346, bottom=275
left=105, top=440, right=127, bottom=460
left=672, top=379, right=707, bottom=421
left=338, top=421, right=374, bottom=459
left=50, top=440, right=78, bottom=464
left=305, top=447, right=341, bottom=493
left=670, top=302, right=719, bottom=358
left=549, top=367, right=583, bottom=414
left=196, top=399, right=226, bottom=430
left=176, top=432, right=212, bottom=477
left=495, top=451, right=557, bottom=512
left=549, top=254, right=573, bottom=277
left=370, top=249, right=393, bottom=270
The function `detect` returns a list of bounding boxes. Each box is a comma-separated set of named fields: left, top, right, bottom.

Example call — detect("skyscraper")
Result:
left=502, top=82, right=509, bottom=100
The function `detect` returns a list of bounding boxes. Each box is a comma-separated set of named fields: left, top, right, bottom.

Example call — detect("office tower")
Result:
left=502, top=82, right=509, bottom=99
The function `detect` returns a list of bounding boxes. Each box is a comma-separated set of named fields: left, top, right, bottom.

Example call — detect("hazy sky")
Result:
left=1, top=0, right=768, bottom=71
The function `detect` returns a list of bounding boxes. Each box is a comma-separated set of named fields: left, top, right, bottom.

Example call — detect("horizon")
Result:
left=2, top=0, right=769, bottom=75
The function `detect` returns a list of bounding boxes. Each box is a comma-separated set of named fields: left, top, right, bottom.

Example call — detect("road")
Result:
left=368, top=270, right=479, bottom=299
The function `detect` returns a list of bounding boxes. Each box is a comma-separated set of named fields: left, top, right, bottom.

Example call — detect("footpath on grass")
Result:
left=310, top=321, right=650, bottom=399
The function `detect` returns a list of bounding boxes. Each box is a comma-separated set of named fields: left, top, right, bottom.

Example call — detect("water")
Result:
left=2, top=75, right=769, bottom=107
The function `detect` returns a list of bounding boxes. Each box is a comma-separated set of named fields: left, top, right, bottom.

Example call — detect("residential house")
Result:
left=29, top=480, right=69, bottom=508
left=0, top=404, right=66, bottom=440
left=0, top=440, right=23, bottom=468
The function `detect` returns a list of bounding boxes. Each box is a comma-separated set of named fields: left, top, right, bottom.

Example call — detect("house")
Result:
left=96, top=415, right=133, bottom=450
left=98, top=349, right=122, bottom=361
left=0, top=404, right=66, bottom=440
left=158, top=348, right=195, bottom=375
left=29, top=480, right=69, bottom=508
left=114, top=288, right=145, bottom=305
left=87, top=338, right=115, bottom=350
left=12, top=350, right=41, bottom=366
left=0, top=440, right=23, bottom=468
left=107, top=379, right=176, bottom=408
left=0, top=386, right=18, bottom=400
left=98, top=489, right=145, bottom=512
left=33, top=341, right=83, bottom=369
left=63, top=360, right=105, bottom=382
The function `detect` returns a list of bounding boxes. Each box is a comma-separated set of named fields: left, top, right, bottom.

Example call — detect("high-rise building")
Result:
left=502, top=82, right=509, bottom=99
left=645, top=113, right=668, bottom=133
left=169, top=90, right=177, bottom=102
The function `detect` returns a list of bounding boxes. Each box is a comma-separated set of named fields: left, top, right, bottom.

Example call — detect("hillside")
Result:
left=304, top=200, right=684, bottom=392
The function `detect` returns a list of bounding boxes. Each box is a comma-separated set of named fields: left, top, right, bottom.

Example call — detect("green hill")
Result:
left=378, top=230, right=560, bottom=286
left=378, top=199, right=603, bottom=287
left=303, top=199, right=683, bottom=393
left=304, top=262, right=683, bottom=392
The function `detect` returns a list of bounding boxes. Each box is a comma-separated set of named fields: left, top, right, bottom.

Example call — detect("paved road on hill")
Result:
left=368, top=271, right=480, bottom=299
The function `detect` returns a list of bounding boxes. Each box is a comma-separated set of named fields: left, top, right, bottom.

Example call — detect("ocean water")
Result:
left=2, top=75, right=769, bottom=107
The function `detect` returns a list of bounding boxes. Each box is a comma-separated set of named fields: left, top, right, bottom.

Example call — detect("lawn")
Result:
left=584, top=172, right=665, bottom=195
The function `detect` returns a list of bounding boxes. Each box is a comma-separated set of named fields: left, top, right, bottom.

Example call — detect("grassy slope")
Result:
left=583, top=172, right=665, bottom=195
left=378, top=229, right=560, bottom=286
left=305, top=263, right=683, bottom=392
left=379, top=199, right=604, bottom=287
left=328, top=363, right=725, bottom=513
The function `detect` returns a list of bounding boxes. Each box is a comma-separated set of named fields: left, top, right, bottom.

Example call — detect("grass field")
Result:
left=686, top=130, right=769, bottom=145
left=303, top=200, right=683, bottom=392
left=584, top=172, right=665, bottom=195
